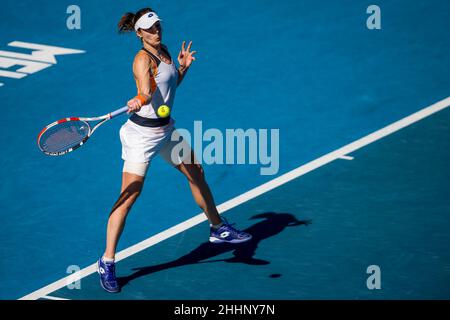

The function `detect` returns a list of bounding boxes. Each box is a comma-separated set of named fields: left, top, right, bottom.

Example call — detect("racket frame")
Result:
left=37, top=106, right=128, bottom=156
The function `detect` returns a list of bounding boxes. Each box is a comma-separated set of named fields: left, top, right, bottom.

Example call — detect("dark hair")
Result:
left=118, top=7, right=154, bottom=33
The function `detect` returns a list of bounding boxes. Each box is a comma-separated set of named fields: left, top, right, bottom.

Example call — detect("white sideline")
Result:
left=41, top=295, right=70, bottom=300
left=19, top=96, right=450, bottom=300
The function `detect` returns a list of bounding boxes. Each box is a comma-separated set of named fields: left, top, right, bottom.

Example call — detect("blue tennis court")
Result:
left=1, top=0, right=449, bottom=300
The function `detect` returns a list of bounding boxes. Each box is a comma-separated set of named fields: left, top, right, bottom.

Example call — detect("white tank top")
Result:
left=136, top=46, right=179, bottom=119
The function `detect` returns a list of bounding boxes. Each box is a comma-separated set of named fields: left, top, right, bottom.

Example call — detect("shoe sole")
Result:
left=209, top=235, right=252, bottom=244
left=98, top=278, right=120, bottom=293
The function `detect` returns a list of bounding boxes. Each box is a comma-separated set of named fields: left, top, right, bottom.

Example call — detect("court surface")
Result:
left=0, top=0, right=449, bottom=300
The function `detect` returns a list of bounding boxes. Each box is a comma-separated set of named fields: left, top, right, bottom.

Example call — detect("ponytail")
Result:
left=118, top=12, right=136, bottom=33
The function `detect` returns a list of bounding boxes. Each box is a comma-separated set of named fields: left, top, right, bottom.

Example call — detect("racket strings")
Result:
left=39, top=121, right=90, bottom=153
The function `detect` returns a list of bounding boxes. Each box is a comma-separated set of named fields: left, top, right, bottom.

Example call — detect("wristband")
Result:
left=134, top=94, right=147, bottom=105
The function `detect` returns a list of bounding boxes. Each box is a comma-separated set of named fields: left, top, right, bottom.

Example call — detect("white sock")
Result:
left=211, top=222, right=224, bottom=230
left=102, top=256, right=115, bottom=263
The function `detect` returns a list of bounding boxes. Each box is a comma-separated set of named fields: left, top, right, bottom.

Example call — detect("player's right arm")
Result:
left=127, top=51, right=155, bottom=112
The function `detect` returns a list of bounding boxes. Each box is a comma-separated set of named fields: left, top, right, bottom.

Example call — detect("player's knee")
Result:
left=188, top=164, right=205, bottom=184
left=129, top=192, right=141, bottom=204
left=121, top=190, right=141, bottom=211
left=131, top=188, right=142, bottom=199
left=120, top=180, right=143, bottom=202
left=196, top=164, right=205, bottom=180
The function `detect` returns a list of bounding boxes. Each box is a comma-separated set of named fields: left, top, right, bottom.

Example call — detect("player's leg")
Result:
left=175, top=151, right=222, bottom=225
left=160, top=129, right=252, bottom=243
left=99, top=162, right=147, bottom=293
left=104, top=121, right=151, bottom=259
left=175, top=154, right=251, bottom=243
left=104, top=170, right=145, bottom=259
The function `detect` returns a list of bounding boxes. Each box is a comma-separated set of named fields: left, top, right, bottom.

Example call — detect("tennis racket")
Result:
left=37, top=106, right=129, bottom=156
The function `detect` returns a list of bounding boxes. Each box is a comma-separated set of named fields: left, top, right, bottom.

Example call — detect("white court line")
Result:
left=19, top=96, right=450, bottom=300
left=41, top=295, right=70, bottom=300
left=339, top=155, right=354, bottom=160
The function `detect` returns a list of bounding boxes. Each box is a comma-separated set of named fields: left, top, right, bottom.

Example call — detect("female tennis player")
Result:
left=97, top=7, right=252, bottom=293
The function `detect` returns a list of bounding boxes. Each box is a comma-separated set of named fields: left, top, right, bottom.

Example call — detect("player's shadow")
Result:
left=118, top=212, right=311, bottom=287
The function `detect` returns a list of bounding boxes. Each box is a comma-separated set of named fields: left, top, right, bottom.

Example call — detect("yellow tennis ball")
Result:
left=157, top=105, right=171, bottom=118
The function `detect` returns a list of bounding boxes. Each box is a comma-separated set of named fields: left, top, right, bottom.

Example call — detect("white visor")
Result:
left=134, top=12, right=161, bottom=31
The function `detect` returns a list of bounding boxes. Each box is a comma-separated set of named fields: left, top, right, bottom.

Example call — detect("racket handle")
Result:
left=110, top=106, right=129, bottom=118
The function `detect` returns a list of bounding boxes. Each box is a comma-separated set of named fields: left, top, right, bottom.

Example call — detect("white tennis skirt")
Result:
left=119, top=119, right=192, bottom=166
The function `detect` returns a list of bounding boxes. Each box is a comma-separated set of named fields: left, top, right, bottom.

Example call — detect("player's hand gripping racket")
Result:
left=37, top=106, right=129, bottom=156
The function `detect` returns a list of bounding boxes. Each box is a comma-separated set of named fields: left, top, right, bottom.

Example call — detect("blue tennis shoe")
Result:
left=97, top=257, right=120, bottom=293
left=209, top=221, right=252, bottom=244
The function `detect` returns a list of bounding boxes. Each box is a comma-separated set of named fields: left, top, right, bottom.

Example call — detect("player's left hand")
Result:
left=177, top=40, right=196, bottom=69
